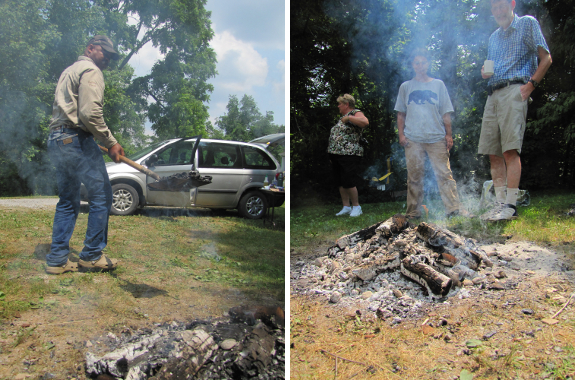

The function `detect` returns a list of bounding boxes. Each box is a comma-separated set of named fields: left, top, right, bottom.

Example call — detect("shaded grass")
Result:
left=291, top=191, right=575, bottom=251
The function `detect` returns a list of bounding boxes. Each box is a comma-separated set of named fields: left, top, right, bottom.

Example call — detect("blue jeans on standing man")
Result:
left=46, top=127, right=113, bottom=267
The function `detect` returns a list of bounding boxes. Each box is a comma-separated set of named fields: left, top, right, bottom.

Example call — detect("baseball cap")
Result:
left=87, top=35, right=120, bottom=60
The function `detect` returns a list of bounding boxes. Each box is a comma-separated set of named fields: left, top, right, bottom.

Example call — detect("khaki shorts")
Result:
left=478, top=84, right=528, bottom=157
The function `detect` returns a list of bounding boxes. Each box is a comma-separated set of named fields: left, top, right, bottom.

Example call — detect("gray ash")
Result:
left=85, top=310, right=284, bottom=379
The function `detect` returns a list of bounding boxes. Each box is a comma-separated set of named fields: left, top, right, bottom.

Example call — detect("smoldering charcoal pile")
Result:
left=85, top=309, right=284, bottom=379
left=291, top=215, right=510, bottom=322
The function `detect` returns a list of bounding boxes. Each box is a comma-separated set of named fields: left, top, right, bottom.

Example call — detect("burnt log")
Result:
left=151, top=329, right=218, bottom=379
left=336, top=221, right=385, bottom=249
left=375, top=214, right=409, bottom=239
left=416, top=222, right=492, bottom=269
left=336, top=215, right=409, bottom=250
left=86, top=328, right=217, bottom=380
left=400, top=256, right=453, bottom=296
left=416, top=222, right=463, bottom=248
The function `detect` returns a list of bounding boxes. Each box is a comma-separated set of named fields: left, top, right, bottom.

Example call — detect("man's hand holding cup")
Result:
left=482, top=60, right=494, bottom=79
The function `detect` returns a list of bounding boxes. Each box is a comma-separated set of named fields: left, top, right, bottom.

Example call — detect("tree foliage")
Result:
left=0, top=0, right=216, bottom=195
left=291, top=0, right=575, bottom=201
left=214, top=94, right=284, bottom=142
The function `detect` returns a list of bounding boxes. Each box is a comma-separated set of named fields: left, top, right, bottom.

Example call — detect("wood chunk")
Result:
left=400, top=256, right=452, bottom=296
left=416, top=222, right=464, bottom=248
left=336, top=220, right=387, bottom=249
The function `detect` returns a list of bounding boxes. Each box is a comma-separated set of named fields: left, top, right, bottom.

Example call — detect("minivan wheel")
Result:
left=111, top=183, right=139, bottom=216
left=238, top=191, right=268, bottom=219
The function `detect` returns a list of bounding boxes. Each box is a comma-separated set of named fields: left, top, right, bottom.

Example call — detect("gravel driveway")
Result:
left=0, top=198, right=60, bottom=209
left=0, top=198, right=94, bottom=210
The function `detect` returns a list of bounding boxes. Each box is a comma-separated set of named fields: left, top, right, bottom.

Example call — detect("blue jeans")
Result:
left=46, top=127, right=113, bottom=266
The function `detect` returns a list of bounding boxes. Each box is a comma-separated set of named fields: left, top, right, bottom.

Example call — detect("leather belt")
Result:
left=50, top=121, right=78, bottom=132
left=488, top=79, right=526, bottom=96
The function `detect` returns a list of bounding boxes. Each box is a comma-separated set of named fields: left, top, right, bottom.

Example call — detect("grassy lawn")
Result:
left=291, top=190, right=575, bottom=248
left=291, top=190, right=575, bottom=379
left=0, top=205, right=285, bottom=321
left=0, top=202, right=284, bottom=379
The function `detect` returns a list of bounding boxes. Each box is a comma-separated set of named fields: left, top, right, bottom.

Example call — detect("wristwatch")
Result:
left=528, top=79, right=539, bottom=88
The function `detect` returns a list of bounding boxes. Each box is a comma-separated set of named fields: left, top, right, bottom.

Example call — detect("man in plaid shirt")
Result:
left=479, top=0, right=552, bottom=221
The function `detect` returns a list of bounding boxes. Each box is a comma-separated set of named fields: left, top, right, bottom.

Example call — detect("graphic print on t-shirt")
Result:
left=408, top=90, right=438, bottom=105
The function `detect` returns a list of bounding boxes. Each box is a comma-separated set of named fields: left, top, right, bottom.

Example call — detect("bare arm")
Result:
left=443, top=113, right=453, bottom=151
left=520, top=47, right=552, bottom=100
left=341, top=111, right=369, bottom=128
left=397, top=112, right=407, bottom=147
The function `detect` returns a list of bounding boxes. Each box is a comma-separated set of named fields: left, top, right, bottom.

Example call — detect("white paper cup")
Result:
left=484, top=60, right=494, bottom=76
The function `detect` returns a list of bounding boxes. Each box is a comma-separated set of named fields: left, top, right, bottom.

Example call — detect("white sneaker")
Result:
left=350, top=206, right=362, bottom=217
left=486, top=204, right=518, bottom=221
left=480, top=202, right=504, bottom=221
left=336, top=206, right=352, bottom=216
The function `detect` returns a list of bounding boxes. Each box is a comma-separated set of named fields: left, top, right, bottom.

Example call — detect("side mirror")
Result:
left=145, top=154, right=158, bottom=167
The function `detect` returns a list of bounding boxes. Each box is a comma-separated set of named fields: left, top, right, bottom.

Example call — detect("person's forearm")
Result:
left=348, top=116, right=368, bottom=128
left=443, top=114, right=452, bottom=137
left=531, top=50, right=552, bottom=83
left=397, top=113, right=406, bottom=136
left=346, top=112, right=369, bottom=128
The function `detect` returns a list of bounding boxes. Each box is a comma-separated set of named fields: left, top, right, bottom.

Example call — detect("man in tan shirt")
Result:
left=45, top=35, right=125, bottom=274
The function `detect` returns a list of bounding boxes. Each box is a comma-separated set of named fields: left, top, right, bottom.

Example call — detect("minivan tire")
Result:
left=111, top=183, right=139, bottom=216
left=238, top=191, right=268, bottom=219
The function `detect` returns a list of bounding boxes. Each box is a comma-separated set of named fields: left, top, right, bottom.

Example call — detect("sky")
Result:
left=129, top=0, right=286, bottom=135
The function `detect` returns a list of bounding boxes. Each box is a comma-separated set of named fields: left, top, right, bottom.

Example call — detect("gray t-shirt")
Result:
left=394, top=79, right=454, bottom=144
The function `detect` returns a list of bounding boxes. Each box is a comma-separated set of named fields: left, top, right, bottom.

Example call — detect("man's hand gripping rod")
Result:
left=98, top=145, right=161, bottom=181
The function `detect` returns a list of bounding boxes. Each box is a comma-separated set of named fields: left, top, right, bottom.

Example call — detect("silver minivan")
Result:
left=87, top=136, right=284, bottom=218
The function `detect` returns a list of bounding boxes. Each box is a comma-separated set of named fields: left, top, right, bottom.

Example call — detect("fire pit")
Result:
left=85, top=307, right=285, bottom=379
left=290, top=215, right=568, bottom=323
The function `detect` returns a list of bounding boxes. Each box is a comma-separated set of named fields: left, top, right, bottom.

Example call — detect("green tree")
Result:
left=0, top=0, right=217, bottom=195
left=124, top=0, right=217, bottom=139
left=291, top=0, right=575, bottom=202
left=214, top=94, right=284, bottom=142
left=0, top=0, right=59, bottom=195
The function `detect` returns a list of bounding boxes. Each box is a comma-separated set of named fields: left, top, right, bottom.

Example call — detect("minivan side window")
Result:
left=198, top=142, right=241, bottom=168
left=242, top=146, right=276, bottom=169
left=155, top=140, right=195, bottom=166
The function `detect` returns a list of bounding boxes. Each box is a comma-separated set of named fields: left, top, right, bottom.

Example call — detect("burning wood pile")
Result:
left=291, top=215, right=507, bottom=322
left=85, top=306, right=284, bottom=379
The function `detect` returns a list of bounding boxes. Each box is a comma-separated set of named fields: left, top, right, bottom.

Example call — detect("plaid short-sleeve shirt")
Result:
left=487, top=14, right=550, bottom=87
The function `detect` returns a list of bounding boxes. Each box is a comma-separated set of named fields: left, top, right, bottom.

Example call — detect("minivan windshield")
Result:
left=127, top=140, right=173, bottom=161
